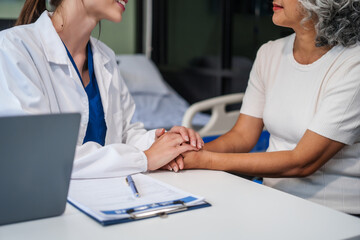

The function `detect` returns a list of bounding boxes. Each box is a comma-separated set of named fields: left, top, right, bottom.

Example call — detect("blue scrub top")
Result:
left=64, top=42, right=107, bottom=146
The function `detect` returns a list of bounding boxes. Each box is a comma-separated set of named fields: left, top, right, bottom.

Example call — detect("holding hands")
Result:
left=145, top=126, right=203, bottom=172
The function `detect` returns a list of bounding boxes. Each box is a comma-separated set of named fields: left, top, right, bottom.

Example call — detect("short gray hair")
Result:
left=298, top=0, right=360, bottom=47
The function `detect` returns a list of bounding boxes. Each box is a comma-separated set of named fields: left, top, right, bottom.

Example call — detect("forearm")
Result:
left=192, top=150, right=299, bottom=177
left=188, top=127, right=345, bottom=178
left=204, top=114, right=264, bottom=153
left=189, top=149, right=326, bottom=178
left=204, top=131, right=255, bottom=153
left=210, top=151, right=304, bottom=177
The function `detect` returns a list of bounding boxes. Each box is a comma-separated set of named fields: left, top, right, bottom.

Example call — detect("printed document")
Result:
left=68, top=173, right=206, bottom=223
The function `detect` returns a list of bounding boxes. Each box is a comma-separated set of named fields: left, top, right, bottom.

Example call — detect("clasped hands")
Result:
left=144, top=126, right=203, bottom=172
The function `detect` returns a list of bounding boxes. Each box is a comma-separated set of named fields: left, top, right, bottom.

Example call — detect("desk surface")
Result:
left=1, top=170, right=359, bottom=240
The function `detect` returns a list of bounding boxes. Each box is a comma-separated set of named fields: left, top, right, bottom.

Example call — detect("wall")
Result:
left=166, top=0, right=291, bottom=67
left=92, top=1, right=137, bottom=54
left=0, top=0, right=24, bottom=19
left=167, top=0, right=222, bottom=68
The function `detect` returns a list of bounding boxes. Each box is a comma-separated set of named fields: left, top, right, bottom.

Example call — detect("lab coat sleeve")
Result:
left=73, top=142, right=149, bottom=179
left=0, top=36, right=50, bottom=115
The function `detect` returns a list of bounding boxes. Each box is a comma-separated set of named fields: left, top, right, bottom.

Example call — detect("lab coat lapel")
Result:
left=35, top=11, right=83, bottom=91
left=35, top=11, right=68, bottom=65
left=90, top=39, right=112, bottom=119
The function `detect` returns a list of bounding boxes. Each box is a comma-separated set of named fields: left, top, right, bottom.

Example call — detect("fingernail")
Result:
left=185, top=136, right=189, bottom=141
left=168, top=166, right=172, bottom=171
left=173, top=166, right=178, bottom=172
left=198, top=143, right=202, bottom=149
left=192, top=141, right=196, bottom=147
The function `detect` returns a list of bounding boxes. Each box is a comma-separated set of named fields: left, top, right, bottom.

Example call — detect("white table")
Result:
left=1, top=170, right=359, bottom=240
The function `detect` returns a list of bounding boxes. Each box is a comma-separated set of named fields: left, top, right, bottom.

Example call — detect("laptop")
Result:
left=0, top=113, right=81, bottom=225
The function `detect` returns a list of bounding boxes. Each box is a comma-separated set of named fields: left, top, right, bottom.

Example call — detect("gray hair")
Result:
left=298, top=0, right=360, bottom=47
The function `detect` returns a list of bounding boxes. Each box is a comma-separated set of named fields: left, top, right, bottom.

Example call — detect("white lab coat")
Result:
left=0, top=11, right=155, bottom=178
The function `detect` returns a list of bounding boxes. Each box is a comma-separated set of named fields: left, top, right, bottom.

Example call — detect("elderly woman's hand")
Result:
left=162, top=155, right=185, bottom=172
left=181, top=150, right=209, bottom=170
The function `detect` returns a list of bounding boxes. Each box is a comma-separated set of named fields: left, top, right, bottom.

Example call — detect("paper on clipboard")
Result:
left=67, top=173, right=209, bottom=225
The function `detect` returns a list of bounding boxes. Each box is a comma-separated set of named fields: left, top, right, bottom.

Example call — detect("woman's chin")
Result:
left=272, top=16, right=284, bottom=27
left=111, top=16, right=123, bottom=23
left=104, top=13, right=123, bottom=23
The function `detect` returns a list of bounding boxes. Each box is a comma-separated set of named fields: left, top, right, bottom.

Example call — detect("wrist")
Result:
left=199, top=150, right=213, bottom=169
left=184, top=150, right=209, bottom=169
left=144, top=149, right=155, bottom=171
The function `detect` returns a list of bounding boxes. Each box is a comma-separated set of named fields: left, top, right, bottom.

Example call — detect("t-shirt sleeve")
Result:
left=308, top=59, right=360, bottom=145
left=240, top=44, right=267, bottom=118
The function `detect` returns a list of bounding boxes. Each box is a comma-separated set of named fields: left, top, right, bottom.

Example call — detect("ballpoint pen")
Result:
left=126, top=175, right=140, bottom=198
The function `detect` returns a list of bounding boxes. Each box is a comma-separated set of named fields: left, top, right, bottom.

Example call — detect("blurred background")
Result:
left=0, top=0, right=292, bottom=106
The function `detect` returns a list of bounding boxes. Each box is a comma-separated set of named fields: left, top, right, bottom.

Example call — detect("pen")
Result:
left=126, top=175, right=140, bottom=198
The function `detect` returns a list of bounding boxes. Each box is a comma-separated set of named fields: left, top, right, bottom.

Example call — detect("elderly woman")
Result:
left=182, top=0, right=360, bottom=216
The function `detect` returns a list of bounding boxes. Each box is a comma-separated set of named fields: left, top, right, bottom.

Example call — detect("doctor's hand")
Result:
left=168, top=126, right=204, bottom=150
left=145, top=132, right=198, bottom=171
left=154, top=126, right=203, bottom=172
left=155, top=128, right=166, bottom=139
left=155, top=128, right=185, bottom=172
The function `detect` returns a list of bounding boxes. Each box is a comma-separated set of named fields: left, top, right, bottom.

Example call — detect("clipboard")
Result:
left=67, top=174, right=211, bottom=226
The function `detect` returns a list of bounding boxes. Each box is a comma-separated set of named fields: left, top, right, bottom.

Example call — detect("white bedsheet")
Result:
left=130, top=90, right=210, bottom=130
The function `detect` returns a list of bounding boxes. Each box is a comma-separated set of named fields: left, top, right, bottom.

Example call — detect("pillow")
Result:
left=116, top=54, right=169, bottom=96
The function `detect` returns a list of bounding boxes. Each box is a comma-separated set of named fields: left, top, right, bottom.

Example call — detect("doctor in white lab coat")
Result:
left=0, top=0, right=202, bottom=178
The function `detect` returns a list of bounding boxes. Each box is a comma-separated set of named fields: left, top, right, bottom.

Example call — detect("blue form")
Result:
left=102, top=196, right=197, bottom=215
left=64, top=42, right=107, bottom=146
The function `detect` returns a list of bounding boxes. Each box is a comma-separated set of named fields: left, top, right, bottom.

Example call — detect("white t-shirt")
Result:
left=240, top=33, right=360, bottom=213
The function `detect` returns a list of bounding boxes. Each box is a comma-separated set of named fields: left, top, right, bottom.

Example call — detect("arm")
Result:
left=184, top=129, right=344, bottom=177
left=204, top=114, right=264, bottom=153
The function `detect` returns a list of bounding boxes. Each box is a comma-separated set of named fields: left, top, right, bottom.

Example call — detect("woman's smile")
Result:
left=116, top=0, right=127, bottom=11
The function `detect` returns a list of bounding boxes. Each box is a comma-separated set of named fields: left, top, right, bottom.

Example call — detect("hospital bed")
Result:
left=182, top=92, right=269, bottom=152
left=182, top=93, right=245, bottom=137
left=116, top=54, right=210, bottom=130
